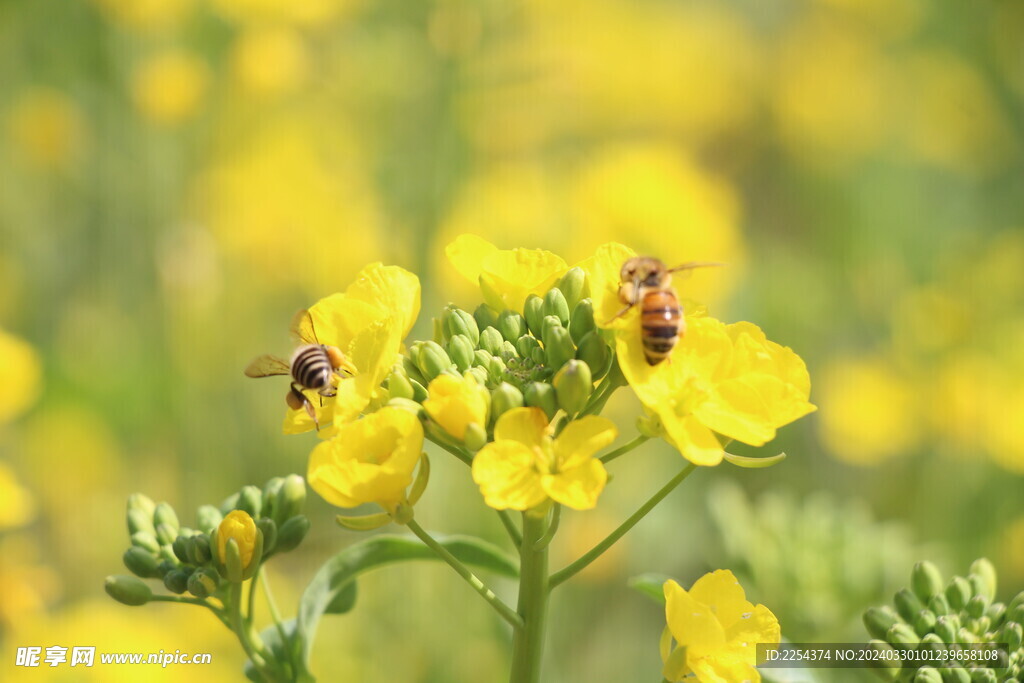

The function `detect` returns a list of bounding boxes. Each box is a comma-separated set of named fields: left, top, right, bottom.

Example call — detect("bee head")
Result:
left=621, top=257, right=668, bottom=287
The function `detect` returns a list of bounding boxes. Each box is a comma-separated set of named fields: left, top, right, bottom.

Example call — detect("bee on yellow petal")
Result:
left=245, top=309, right=356, bottom=431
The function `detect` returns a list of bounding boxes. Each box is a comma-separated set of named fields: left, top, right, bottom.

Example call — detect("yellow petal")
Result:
left=282, top=389, right=338, bottom=436
left=725, top=603, right=780, bottom=666
left=689, top=652, right=760, bottom=683
left=576, top=242, right=637, bottom=331
left=553, top=416, right=618, bottom=469
left=694, top=377, right=776, bottom=446
left=541, top=459, right=608, bottom=510
left=479, top=246, right=567, bottom=312
left=332, top=319, right=402, bottom=424
left=494, top=407, right=549, bottom=449
left=471, top=441, right=547, bottom=510
left=688, top=569, right=754, bottom=631
left=446, top=234, right=500, bottom=286
left=308, top=294, right=381, bottom=350
left=423, top=373, right=489, bottom=440
left=344, top=262, right=421, bottom=338
left=664, top=580, right=726, bottom=657
left=660, top=412, right=724, bottom=466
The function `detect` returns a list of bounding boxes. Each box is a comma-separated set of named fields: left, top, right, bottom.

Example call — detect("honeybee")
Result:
left=609, top=257, right=722, bottom=365
left=245, top=310, right=356, bottom=430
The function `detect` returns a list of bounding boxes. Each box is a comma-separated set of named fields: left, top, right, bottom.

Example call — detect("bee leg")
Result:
left=604, top=303, right=634, bottom=324
left=320, top=387, right=338, bottom=398
left=290, top=382, right=320, bottom=431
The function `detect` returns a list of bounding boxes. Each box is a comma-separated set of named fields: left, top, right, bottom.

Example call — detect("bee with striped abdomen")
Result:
left=245, top=310, right=356, bottom=430
left=609, top=256, right=722, bottom=365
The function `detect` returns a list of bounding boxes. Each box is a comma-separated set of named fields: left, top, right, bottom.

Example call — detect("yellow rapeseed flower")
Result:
left=446, top=234, right=567, bottom=312
left=0, top=464, right=36, bottom=531
left=308, top=407, right=423, bottom=511
left=283, top=262, right=420, bottom=434
left=217, top=510, right=257, bottom=570
left=423, top=373, right=489, bottom=441
left=131, top=51, right=209, bottom=124
left=662, top=570, right=780, bottom=683
left=231, top=27, right=309, bottom=97
left=472, top=408, right=616, bottom=511
left=0, top=328, right=42, bottom=423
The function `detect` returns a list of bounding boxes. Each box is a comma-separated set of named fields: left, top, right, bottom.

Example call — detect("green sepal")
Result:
left=257, top=518, right=278, bottom=556
left=445, top=306, right=480, bottom=346
left=237, top=485, right=263, bottom=518
left=723, top=451, right=787, bottom=468
left=542, top=325, right=575, bottom=371
left=336, top=513, right=392, bottom=531
left=408, top=453, right=430, bottom=506
left=913, top=561, right=945, bottom=602
left=387, top=371, right=415, bottom=400
left=491, top=382, right=525, bottom=423
left=164, top=568, right=191, bottom=595
left=275, top=515, right=311, bottom=553
left=627, top=573, right=672, bottom=605
left=576, top=330, right=612, bottom=380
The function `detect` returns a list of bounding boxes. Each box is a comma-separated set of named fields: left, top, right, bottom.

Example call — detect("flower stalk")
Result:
left=509, top=512, right=552, bottom=683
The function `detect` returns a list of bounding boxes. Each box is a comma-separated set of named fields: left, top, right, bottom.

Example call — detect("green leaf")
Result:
left=628, top=573, right=672, bottom=604
left=723, top=451, right=786, bottom=469
left=296, top=533, right=518, bottom=675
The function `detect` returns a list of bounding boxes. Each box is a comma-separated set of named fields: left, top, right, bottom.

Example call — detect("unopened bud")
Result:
left=864, top=606, right=901, bottom=640
left=172, top=535, right=191, bottom=564
left=542, top=326, right=575, bottom=371
left=257, top=518, right=277, bottom=555
left=913, top=562, right=945, bottom=602
left=491, top=383, right=525, bottom=422
left=164, top=568, right=192, bottom=595
left=965, top=595, right=988, bottom=619
left=447, top=335, right=475, bottom=372
left=473, top=349, right=492, bottom=367
left=947, top=577, right=972, bottom=611
left=466, top=366, right=489, bottom=386
left=479, top=327, right=503, bottom=355
left=568, top=298, right=596, bottom=343
left=896, top=588, right=927, bottom=623
left=445, top=307, right=480, bottom=346
left=278, top=474, right=306, bottom=521
left=499, top=341, right=519, bottom=363
left=388, top=397, right=427, bottom=416
left=969, top=559, right=996, bottom=601
left=970, top=669, right=996, bottom=683
left=554, top=360, right=592, bottom=415
left=524, top=382, right=557, bottom=419
left=887, top=622, right=920, bottom=645
left=187, top=534, right=212, bottom=565
left=557, top=267, right=587, bottom=311
left=156, top=559, right=177, bottom=579
left=915, top=667, right=943, bottom=683
left=156, top=523, right=177, bottom=546
left=275, top=515, right=311, bottom=553
left=487, top=356, right=506, bottom=383
left=153, top=503, right=179, bottom=534
left=523, top=295, right=545, bottom=336
left=464, top=423, right=487, bottom=452
left=131, top=531, right=161, bottom=554
left=543, top=288, right=570, bottom=326
left=942, top=667, right=970, bottom=683
left=868, top=640, right=902, bottom=680
left=127, top=494, right=156, bottom=536
left=123, top=546, right=159, bottom=578
left=935, top=615, right=959, bottom=643
left=387, top=371, right=415, bottom=400
left=105, top=575, right=153, bottom=606
left=985, top=601, right=1006, bottom=627
left=914, top=609, right=938, bottom=637
left=473, top=304, right=498, bottom=332
left=929, top=594, right=951, bottom=617
left=576, top=331, right=611, bottom=380
left=402, top=355, right=428, bottom=387
left=261, top=477, right=284, bottom=522
left=187, top=567, right=219, bottom=599
left=416, top=341, right=454, bottom=382
left=530, top=347, right=546, bottom=365
left=497, top=310, right=527, bottom=343
left=1000, top=621, right=1022, bottom=651
left=516, top=335, right=541, bottom=358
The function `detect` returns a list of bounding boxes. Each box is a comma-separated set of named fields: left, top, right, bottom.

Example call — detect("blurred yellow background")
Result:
left=1, top=0, right=1022, bottom=680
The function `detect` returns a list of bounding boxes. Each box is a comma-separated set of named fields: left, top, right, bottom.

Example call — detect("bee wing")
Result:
left=667, top=261, right=725, bottom=277
left=244, top=354, right=291, bottom=378
left=290, top=309, right=319, bottom=346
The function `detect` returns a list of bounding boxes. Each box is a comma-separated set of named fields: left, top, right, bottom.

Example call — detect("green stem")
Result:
left=533, top=505, right=560, bottom=551
left=579, top=359, right=625, bottom=417
left=246, top=568, right=260, bottom=626
left=509, top=513, right=551, bottom=683
left=406, top=519, right=523, bottom=630
left=550, top=463, right=697, bottom=589
left=149, top=595, right=232, bottom=628
left=259, top=568, right=293, bottom=680
left=498, top=509, right=523, bottom=548
left=599, top=435, right=650, bottom=464
left=426, top=435, right=473, bottom=466
left=230, top=582, right=271, bottom=680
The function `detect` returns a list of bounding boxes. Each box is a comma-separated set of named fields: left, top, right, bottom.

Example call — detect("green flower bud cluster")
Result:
left=107, top=475, right=310, bottom=605
left=863, top=559, right=1024, bottom=681
left=394, top=275, right=613, bottom=422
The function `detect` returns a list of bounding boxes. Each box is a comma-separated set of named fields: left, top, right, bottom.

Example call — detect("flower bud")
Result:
left=479, top=327, right=504, bottom=355
left=554, top=360, right=592, bottom=415
left=865, top=606, right=901, bottom=640
left=636, top=412, right=666, bottom=438
left=568, top=298, right=596, bottom=344
left=867, top=640, right=902, bottom=680
left=217, top=510, right=259, bottom=579
left=187, top=567, right=219, bottom=599
left=523, top=294, right=545, bottom=336
left=947, top=577, right=972, bottom=611
left=887, top=622, right=920, bottom=645
left=530, top=347, right=546, bottom=365
left=965, top=595, right=988, bottom=619
left=410, top=378, right=428, bottom=402
left=1000, top=621, right=1022, bottom=651
left=257, top=517, right=278, bottom=555
left=516, top=335, right=541, bottom=359
left=153, top=502, right=179, bottom=534
left=415, top=341, right=455, bottom=382
left=914, top=609, right=938, bottom=637
left=941, top=667, right=970, bottom=683
left=387, top=371, right=415, bottom=400
left=156, top=559, right=177, bottom=578
left=1009, top=603, right=1024, bottom=626
left=913, top=561, right=945, bottom=602
left=542, top=326, right=575, bottom=372
left=261, top=477, right=284, bottom=522
left=543, top=288, right=570, bottom=326
left=915, top=667, right=943, bottom=683
left=970, top=668, right=996, bottom=683
left=131, top=531, right=161, bottom=554
left=935, top=615, right=959, bottom=643
left=491, top=382, right=525, bottom=422
left=277, top=474, right=306, bottom=521
left=432, top=316, right=445, bottom=344
left=896, top=588, right=927, bottom=623
left=387, top=397, right=427, bottom=416
left=1009, top=590, right=1024, bottom=613
left=487, top=356, right=506, bottom=383
left=123, top=546, right=159, bottom=578
left=164, top=568, right=191, bottom=595
left=986, top=601, right=1006, bottom=627
left=402, top=355, right=428, bottom=386
left=497, top=310, right=527, bottom=344
left=172, top=535, right=191, bottom=564
left=105, top=575, right=153, bottom=606
left=969, top=559, right=996, bottom=601
left=447, top=335, right=475, bottom=372
left=473, top=304, right=499, bottom=332
left=557, top=267, right=587, bottom=311
left=445, top=307, right=480, bottom=346
left=236, top=485, right=262, bottom=518
left=575, top=330, right=611, bottom=380
left=499, top=340, right=519, bottom=363
left=473, top=349, right=492, bottom=367
left=929, top=594, right=952, bottom=617
left=187, top=533, right=212, bottom=565
left=464, top=423, right=487, bottom=452
left=275, top=515, right=311, bottom=553
left=466, top=367, right=489, bottom=386
left=155, top=523, right=177, bottom=546
left=127, top=494, right=156, bottom=536
left=524, top=382, right=557, bottom=419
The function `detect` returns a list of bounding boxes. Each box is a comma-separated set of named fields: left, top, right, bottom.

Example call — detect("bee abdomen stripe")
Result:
left=643, top=306, right=682, bottom=316
left=644, top=339, right=677, bottom=351
left=642, top=325, right=680, bottom=338
left=293, top=347, right=331, bottom=389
